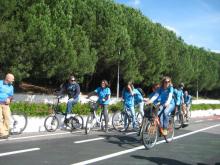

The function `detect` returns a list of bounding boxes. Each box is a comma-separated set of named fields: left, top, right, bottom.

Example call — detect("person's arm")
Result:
left=87, top=91, right=97, bottom=98
left=148, top=91, right=159, bottom=104
left=165, top=86, right=174, bottom=107
left=73, top=84, right=80, bottom=99
left=6, top=86, right=14, bottom=105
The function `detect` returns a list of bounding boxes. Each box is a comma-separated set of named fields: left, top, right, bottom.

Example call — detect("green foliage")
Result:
left=9, top=101, right=220, bottom=117
left=191, top=104, right=220, bottom=111
left=0, top=0, right=220, bottom=96
left=108, top=102, right=123, bottom=112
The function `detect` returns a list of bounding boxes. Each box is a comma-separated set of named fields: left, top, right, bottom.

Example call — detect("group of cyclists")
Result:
left=59, top=75, right=192, bottom=135
left=0, top=73, right=192, bottom=139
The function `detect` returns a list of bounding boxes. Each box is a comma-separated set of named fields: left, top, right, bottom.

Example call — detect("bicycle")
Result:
left=112, top=105, right=142, bottom=132
left=44, top=96, right=84, bottom=132
left=141, top=104, right=174, bottom=149
left=174, top=103, right=189, bottom=129
left=10, top=111, right=28, bottom=135
left=85, top=99, right=107, bottom=134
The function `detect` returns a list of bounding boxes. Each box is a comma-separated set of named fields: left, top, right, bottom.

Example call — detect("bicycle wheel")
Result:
left=112, top=111, right=129, bottom=132
left=136, top=112, right=143, bottom=127
left=142, top=119, right=158, bottom=149
left=85, top=114, right=96, bottom=134
left=10, top=112, right=28, bottom=135
left=165, top=117, right=174, bottom=143
left=70, top=115, right=84, bottom=130
left=174, top=112, right=182, bottom=129
left=44, top=115, right=59, bottom=132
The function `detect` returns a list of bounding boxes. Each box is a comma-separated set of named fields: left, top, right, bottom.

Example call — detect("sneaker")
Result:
left=120, top=128, right=126, bottom=132
left=162, top=129, right=168, bottom=136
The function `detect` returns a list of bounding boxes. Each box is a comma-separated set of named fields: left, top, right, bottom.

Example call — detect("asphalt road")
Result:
left=0, top=115, right=219, bottom=165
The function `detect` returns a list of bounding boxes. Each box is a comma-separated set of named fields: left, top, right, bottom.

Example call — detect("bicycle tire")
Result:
left=174, top=112, right=182, bottom=129
left=136, top=112, right=143, bottom=127
left=44, top=115, right=59, bottom=132
left=165, top=117, right=174, bottom=143
left=85, top=114, right=96, bottom=134
left=142, top=119, right=158, bottom=149
left=10, top=112, right=28, bottom=135
left=70, top=115, right=84, bottom=130
left=112, top=111, right=129, bottom=132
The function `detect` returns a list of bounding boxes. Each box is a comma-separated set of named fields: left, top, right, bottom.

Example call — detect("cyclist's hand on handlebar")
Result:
left=57, top=95, right=64, bottom=99
left=145, top=99, right=152, bottom=105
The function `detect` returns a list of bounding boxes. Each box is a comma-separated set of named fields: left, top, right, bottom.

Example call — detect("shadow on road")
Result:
left=131, top=155, right=191, bottom=165
left=131, top=155, right=220, bottom=165
left=98, top=132, right=140, bottom=149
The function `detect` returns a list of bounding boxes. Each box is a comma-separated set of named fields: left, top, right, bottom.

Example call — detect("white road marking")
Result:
left=74, top=137, right=104, bottom=144
left=125, top=132, right=136, bottom=135
left=0, top=148, right=40, bottom=157
left=0, top=130, right=83, bottom=142
left=195, top=120, right=204, bottom=123
left=71, top=124, right=220, bottom=165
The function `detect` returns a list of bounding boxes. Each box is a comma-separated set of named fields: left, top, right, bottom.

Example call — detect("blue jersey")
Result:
left=151, top=86, right=175, bottom=105
left=95, top=87, right=111, bottom=105
left=148, top=91, right=160, bottom=105
left=0, top=80, right=14, bottom=103
left=134, top=88, right=143, bottom=105
left=184, top=94, right=192, bottom=105
left=174, top=88, right=183, bottom=105
left=122, top=88, right=135, bottom=109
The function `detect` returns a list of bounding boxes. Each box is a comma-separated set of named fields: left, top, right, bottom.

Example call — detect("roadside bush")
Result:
left=191, top=104, right=220, bottom=111
left=9, top=102, right=220, bottom=117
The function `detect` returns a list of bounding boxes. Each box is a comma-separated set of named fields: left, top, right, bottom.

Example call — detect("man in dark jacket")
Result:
left=59, top=75, right=80, bottom=117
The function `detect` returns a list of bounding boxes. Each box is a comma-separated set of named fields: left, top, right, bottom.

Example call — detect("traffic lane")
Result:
left=94, top=127, right=220, bottom=165
left=71, top=119, right=220, bottom=165
left=0, top=131, right=142, bottom=165
left=181, top=117, right=220, bottom=135
left=0, top=117, right=219, bottom=165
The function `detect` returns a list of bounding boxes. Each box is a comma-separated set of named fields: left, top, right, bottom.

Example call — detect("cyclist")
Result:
left=183, top=90, right=192, bottom=120
left=144, top=83, right=160, bottom=102
left=87, top=80, right=111, bottom=132
left=174, top=83, right=184, bottom=118
left=0, top=73, right=14, bottom=139
left=122, top=81, right=138, bottom=131
left=146, top=76, right=175, bottom=135
left=59, top=75, right=80, bottom=124
left=134, top=88, right=145, bottom=117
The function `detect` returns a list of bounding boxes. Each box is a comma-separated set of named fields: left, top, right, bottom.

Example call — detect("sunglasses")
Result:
left=164, top=80, right=170, bottom=83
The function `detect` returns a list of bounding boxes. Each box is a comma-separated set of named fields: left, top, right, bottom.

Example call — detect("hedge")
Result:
left=10, top=102, right=220, bottom=117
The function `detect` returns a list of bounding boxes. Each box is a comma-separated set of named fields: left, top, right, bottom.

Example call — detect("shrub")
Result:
left=9, top=102, right=220, bottom=117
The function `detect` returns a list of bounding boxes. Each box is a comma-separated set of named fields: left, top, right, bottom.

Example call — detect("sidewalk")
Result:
left=23, top=109, right=220, bottom=133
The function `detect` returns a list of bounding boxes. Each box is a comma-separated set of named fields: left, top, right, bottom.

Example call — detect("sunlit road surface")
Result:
left=0, top=115, right=219, bottom=165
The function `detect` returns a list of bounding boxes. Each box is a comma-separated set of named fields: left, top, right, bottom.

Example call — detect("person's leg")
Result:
left=163, top=104, right=175, bottom=129
left=130, top=106, right=137, bottom=128
left=123, top=106, right=128, bottom=129
left=138, top=102, right=144, bottom=117
left=2, top=105, right=11, bottom=136
left=0, top=105, right=4, bottom=137
left=65, top=98, right=79, bottom=115
left=102, top=105, right=109, bottom=131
